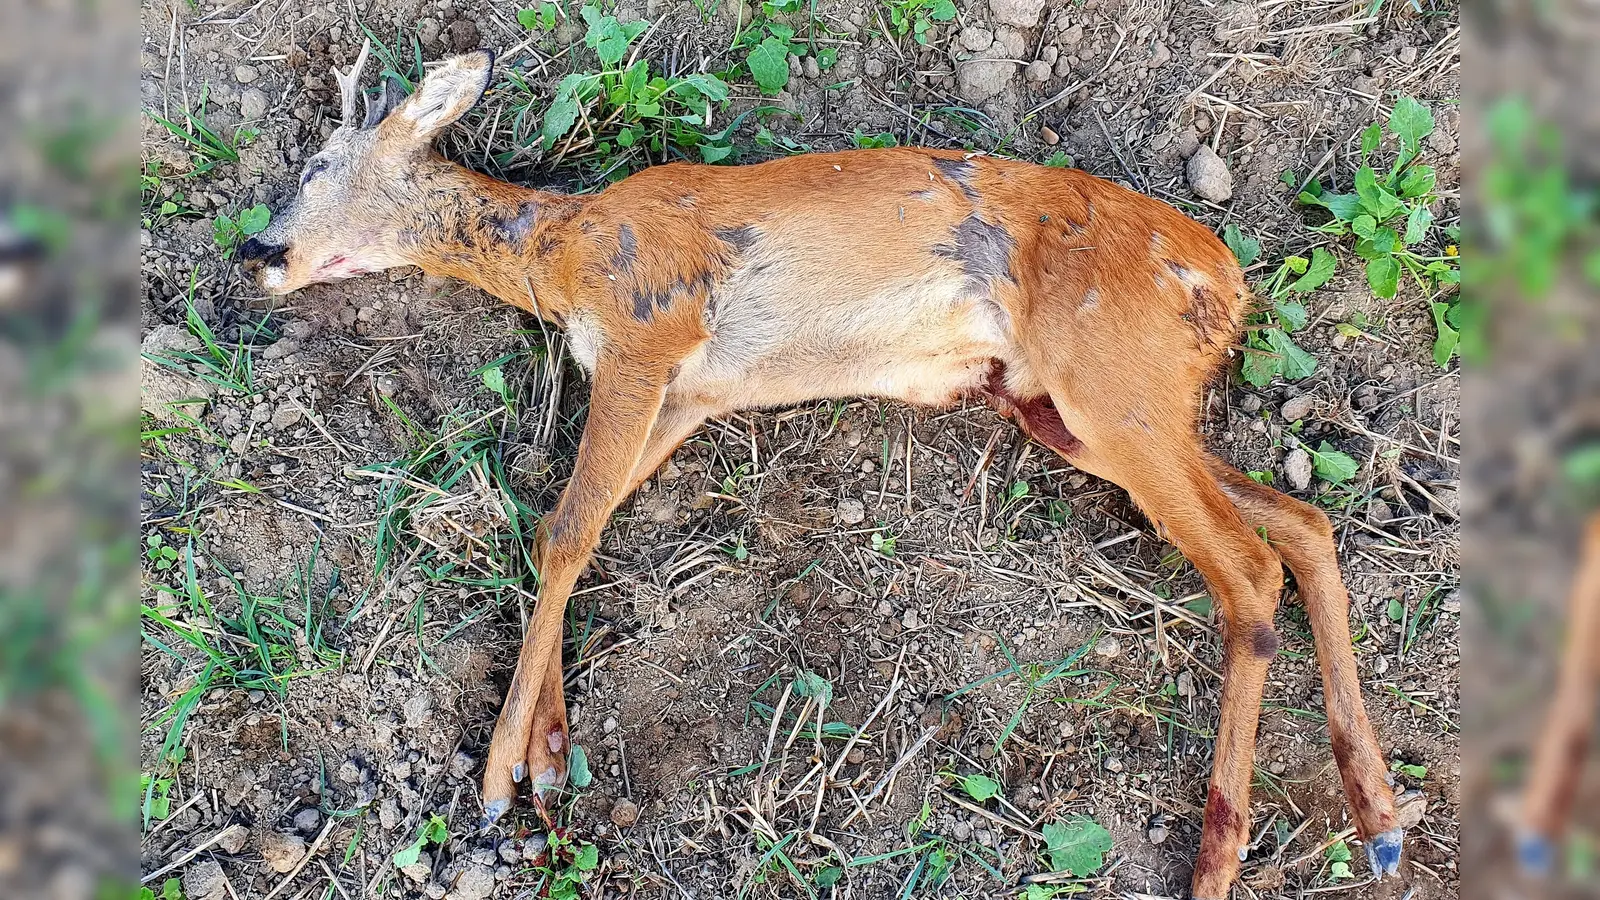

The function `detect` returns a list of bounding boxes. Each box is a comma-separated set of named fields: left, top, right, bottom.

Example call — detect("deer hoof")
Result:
left=1365, top=828, right=1404, bottom=878
left=479, top=798, right=510, bottom=829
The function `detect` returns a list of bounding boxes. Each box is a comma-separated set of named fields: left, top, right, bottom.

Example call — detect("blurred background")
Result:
left=0, top=0, right=139, bottom=898
left=1465, top=1, right=1600, bottom=898
left=1, top=0, right=1597, bottom=897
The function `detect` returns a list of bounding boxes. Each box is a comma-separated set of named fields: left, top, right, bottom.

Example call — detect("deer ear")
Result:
left=383, top=50, right=494, bottom=142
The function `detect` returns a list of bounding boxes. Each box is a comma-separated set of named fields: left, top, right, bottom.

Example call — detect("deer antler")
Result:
left=333, top=37, right=372, bottom=126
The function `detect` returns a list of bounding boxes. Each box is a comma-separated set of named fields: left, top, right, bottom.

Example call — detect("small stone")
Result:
left=235, top=64, right=258, bottom=84
left=959, top=25, right=994, bottom=52
left=846, top=747, right=865, bottom=765
left=448, top=863, right=496, bottom=900
left=989, top=0, right=1045, bottom=26
left=1149, top=41, right=1171, bottom=68
left=1394, top=790, right=1427, bottom=830
left=400, top=852, right=432, bottom=884
left=260, top=831, right=307, bottom=874
left=1147, top=815, right=1170, bottom=845
left=1176, top=127, right=1200, bottom=158
left=1176, top=670, right=1194, bottom=698
left=1039, top=125, right=1059, bottom=145
left=293, top=808, right=322, bottom=834
left=182, top=859, right=227, bottom=900
left=1103, top=756, right=1124, bottom=773
left=449, top=751, right=476, bottom=779
left=836, top=498, right=866, bottom=526
left=864, top=57, right=887, bottom=78
left=1284, top=448, right=1314, bottom=492
left=1397, top=45, right=1418, bottom=65
left=418, top=18, right=442, bottom=46
left=952, top=820, right=973, bottom=841
left=240, top=88, right=269, bottom=121
left=338, top=758, right=364, bottom=784
left=610, top=798, right=640, bottom=827
left=803, top=55, right=820, bottom=78
left=1058, top=23, right=1085, bottom=47
left=1093, top=635, right=1121, bottom=658
left=1025, top=59, right=1051, bottom=83
left=602, top=715, right=620, bottom=734
left=1053, top=56, right=1070, bottom=78
left=1280, top=394, right=1315, bottom=422
left=216, top=823, right=250, bottom=854
left=403, top=693, right=432, bottom=728
left=1186, top=144, right=1234, bottom=202
left=446, top=19, right=480, bottom=53
left=271, top=404, right=303, bottom=430
left=956, top=55, right=1013, bottom=103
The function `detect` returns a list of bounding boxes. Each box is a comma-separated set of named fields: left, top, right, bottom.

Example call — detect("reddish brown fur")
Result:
left=1522, top=513, right=1600, bottom=844
left=241, top=51, right=1407, bottom=898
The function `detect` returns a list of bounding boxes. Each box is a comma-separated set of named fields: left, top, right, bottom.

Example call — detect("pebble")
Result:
left=1394, top=790, right=1427, bottom=830
left=953, top=820, right=973, bottom=841
left=400, top=852, right=432, bottom=884
left=1093, top=635, right=1121, bottom=658
left=958, top=25, right=994, bottom=52
left=338, top=758, right=364, bottom=784
left=449, top=751, right=476, bottom=779
left=448, top=863, right=496, bottom=900
left=235, top=64, right=258, bottom=84
left=182, top=859, right=227, bottom=900
left=610, top=798, right=640, bottom=827
left=1025, top=59, right=1051, bottom=83
left=216, top=823, right=250, bottom=854
left=1280, top=394, right=1315, bottom=422
left=1147, top=815, right=1169, bottom=845
left=1039, top=125, right=1059, bottom=145
left=602, top=715, right=620, bottom=734
left=1104, top=756, right=1124, bottom=773
left=864, top=58, right=887, bottom=78
left=447, top=19, right=480, bottom=53
left=803, top=55, right=820, bottom=78
left=846, top=747, right=865, bottom=765
left=1397, top=45, right=1418, bottom=65
left=836, top=498, right=866, bottom=526
left=1186, top=144, right=1234, bottom=203
left=240, top=88, right=269, bottom=121
left=293, top=807, right=322, bottom=834
left=989, top=0, right=1046, bottom=26
left=1284, top=448, right=1314, bottom=492
left=1058, top=22, right=1085, bottom=47
left=260, top=831, right=307, bottom=873
left=1176, top=670, right=1194, bottom=698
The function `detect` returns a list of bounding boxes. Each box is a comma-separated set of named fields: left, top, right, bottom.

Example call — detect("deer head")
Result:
left=237, top=41, right=495, bottom=293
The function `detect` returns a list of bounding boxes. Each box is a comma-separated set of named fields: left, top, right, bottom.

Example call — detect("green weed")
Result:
left=212, top=203, right=270, bottom=258
left=140, top=879, right=185, bottom=900
left=1040, top=815, right=1112, bottom=877
left=1297, top=97, right=1460, bottom=364
left=532, top=829, right=601, bottom=900
left=145, top=86, right=258, bottom=178
left=1237, top=247, right=1335, bottom=387
left=884, top=0, right=957, bottom=44
left=141, top=271, right=264, bottom=395
left=391, top=814, right=449, bottom=868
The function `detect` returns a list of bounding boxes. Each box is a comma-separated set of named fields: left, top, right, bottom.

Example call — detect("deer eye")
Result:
left=300, top=161, right=328, bottom=187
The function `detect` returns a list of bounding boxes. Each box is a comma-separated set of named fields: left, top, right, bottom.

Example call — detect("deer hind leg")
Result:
left=1027, top=391, right=1283, bottom=899
left=1519, top=512, right=1600, bottom=874
left=1206, top=458, right=1402, bottom=875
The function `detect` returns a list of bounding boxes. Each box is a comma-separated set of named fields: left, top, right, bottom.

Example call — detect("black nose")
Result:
left=237, top=237, right=287, bottom=267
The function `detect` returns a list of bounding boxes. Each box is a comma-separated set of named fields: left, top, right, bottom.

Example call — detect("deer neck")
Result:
left=399, top=157, right=585, bottom=319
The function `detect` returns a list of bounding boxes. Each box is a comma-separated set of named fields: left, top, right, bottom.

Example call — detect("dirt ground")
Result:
left=139, top=1, right=1462, bottom=898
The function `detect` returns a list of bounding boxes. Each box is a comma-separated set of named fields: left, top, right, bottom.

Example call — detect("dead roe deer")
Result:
left=237, top=44, right=1404, bottom=896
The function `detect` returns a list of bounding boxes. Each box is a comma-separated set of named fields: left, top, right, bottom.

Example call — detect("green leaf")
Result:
left=1267, top=328, right=1317, bottom=380
left=1355, top=167, right=1401, bottom=220
left=1222, top=224, right=1260, bottom=267
left=1397, top=164, right=1436, bottom=199
left=1359, top=121, right=1382, bottom=157
left=931, top=0, right=957, bottom=19
left=699, top=142, right=735, bottom=163
left=1392, top=761, right=1427, bottom=779
left=480, top=366, right=506, bottom=399
left=1351, top=214, right=1377, bottom=242
left=517, top=6, right=542, bottom=29
left=1289, top=247, right=1337, bottom=293
left=1388, top=97, right=1435, bottom=155
left=1042, top=816, right=1114, bottom=876
left=1366, top=256, right=1400, bottom=298
left=1301, top=189, right=1362, bottom=222
left=1564, top=445, right=1600, bottom=487
left=1240, top=347, right=1278, bottom=387
left=959, top=773, right=1002, bottom=802
left=816, top=46, right=838, bottom=69
left=1429, top=301, right=1458, bottom=368
left=1386, top=598, right=1405, bottom=622
left=161, top=878, right=185, bottom=900
left=540, top=85, right=583, bottom=150
left=747, top=38, right=790, bottom=94
left=1273, top=300, right=1308, bottom=332
left=1308, top=441, right=1358, bottom=484
left=677, top=73, right=730, bottom=102
left=794, top=670, right=834, bottom=706
left=1403, top=205, right=1433, bottom=245
left=574, top=842, right=600, bottom=871
left=569, top=744, right=594, bottom=789
left=815, top=865, right=842, bottom=887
